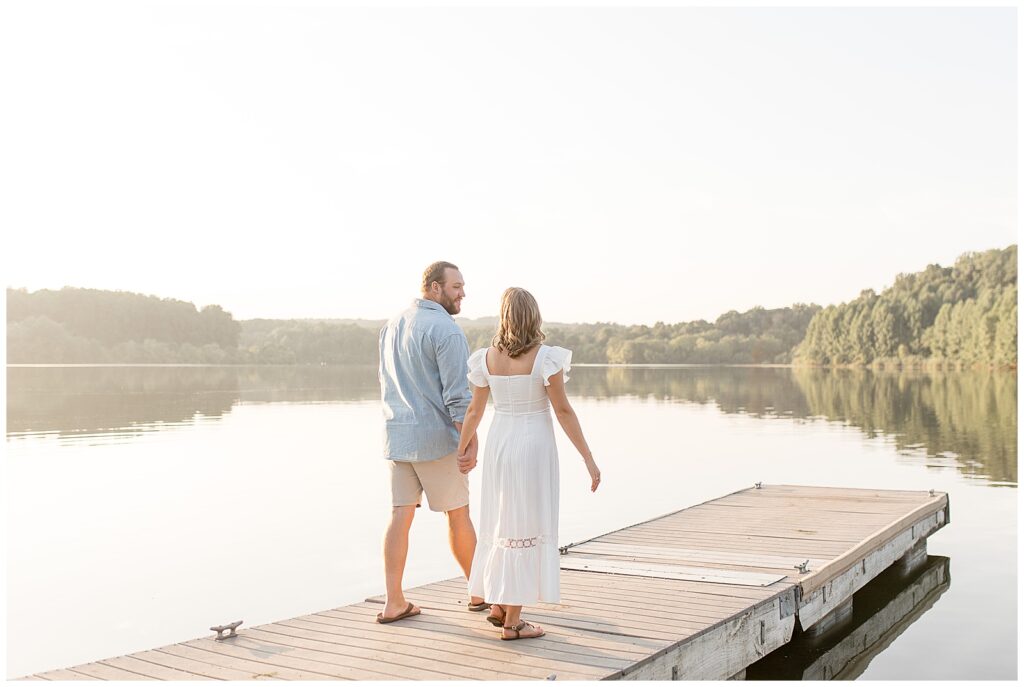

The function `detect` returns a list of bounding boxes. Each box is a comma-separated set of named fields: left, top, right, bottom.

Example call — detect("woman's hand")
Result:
left=585, top=457, right=601, bottom=492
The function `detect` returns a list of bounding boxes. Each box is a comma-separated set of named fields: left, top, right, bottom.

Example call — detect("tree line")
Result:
left=794, top=245, right=1016, bottom=368
left=6, top=245, right=1016, bottom=367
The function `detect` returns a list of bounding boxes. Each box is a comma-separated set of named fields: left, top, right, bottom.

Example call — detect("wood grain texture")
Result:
left=18, top=485, right=948, bottom=681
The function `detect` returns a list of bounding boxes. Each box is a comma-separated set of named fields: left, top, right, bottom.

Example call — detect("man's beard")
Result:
left=438, top=294, right=460, bottom=315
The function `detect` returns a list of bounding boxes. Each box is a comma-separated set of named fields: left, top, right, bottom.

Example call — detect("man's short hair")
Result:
left=421, top=261, right=459, bottom=294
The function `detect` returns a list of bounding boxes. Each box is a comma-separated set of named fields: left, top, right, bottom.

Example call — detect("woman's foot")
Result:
left=501, top=620, right=545, bottom=640
left=485, top=604, right=505, bottom=627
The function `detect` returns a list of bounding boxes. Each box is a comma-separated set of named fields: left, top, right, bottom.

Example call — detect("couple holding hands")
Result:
left=377, top=261, right=601, bottom=641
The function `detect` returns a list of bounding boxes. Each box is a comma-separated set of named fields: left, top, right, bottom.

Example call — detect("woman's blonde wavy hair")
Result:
left=492, top=287, right=546, bottom=358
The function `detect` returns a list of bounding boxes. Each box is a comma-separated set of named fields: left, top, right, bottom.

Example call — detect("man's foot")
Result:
left=377, top=601, right=421, bottom=624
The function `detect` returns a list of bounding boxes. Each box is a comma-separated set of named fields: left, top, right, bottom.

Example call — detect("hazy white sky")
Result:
left=1, top=3, right=1016, bottom=324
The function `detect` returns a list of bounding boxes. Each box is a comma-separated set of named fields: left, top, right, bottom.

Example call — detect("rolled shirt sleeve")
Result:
left=436, top=332, right=472, bottom=424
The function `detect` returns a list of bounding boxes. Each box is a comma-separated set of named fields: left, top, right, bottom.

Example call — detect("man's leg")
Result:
left=382, top=505, right=418, bottom=619
left=447, top=505, right=484, bottom=605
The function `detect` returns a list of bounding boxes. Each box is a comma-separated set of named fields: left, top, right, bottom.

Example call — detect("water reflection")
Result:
left=747, top=555, right=952, bottom=680
left=6, top=365, right=1016, bottom=484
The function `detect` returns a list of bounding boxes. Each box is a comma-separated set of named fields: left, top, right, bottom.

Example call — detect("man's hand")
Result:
left=457, top=435, right=479, bottom=474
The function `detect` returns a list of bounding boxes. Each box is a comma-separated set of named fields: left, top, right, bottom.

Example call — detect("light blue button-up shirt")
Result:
left=379, top=298, right=472, bottom=462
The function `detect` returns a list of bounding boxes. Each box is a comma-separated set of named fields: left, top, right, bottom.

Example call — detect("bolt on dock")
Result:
left=21, top=483, right=949, bottom=681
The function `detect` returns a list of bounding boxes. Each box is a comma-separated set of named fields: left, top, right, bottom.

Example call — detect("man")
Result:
left=376, top=260, right=485, bottom=623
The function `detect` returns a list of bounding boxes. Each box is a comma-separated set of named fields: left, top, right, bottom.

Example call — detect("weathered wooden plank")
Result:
left=281, top=614, right=634, bottom=670
left=706, top=494, right=925, bottom=512
left=98, top=655, right=214, bottom=681
left=573, top=542, right=832, bottom=571
left=63, top=661, right=159, bottom=680
left=569, top=551, right=815, bottom=578
left=387, top=583, right=722, bottom=631
left=158, top=642, right=355, bottom=680
left=559, top=571, right=792, bottom=604
left=354, top=598, right=671, bottom=649
left=754, top=484, right=935, bottom=498
left=432, top=576, right=760, bottom=615
left=242, top=623, right=606, bottom=680
left=29, top=670, right=100, bottom=681
left=636, top=512, right=896, bottom=527
left=561, top=556, right=787, bottom=586
left=132, top=648, right=263, bottom=680
left=565, top=576, right=779, bottom=603
left=606, top=532, right=853, bottom=553
left=634, top=522, right=868, bottom=544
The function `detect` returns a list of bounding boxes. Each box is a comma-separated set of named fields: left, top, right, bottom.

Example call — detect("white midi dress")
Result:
left=466, top=344, right=572, bottom=606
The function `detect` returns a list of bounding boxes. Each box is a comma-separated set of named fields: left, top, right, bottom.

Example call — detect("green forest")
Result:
left=794, top=246, right=1016, bottom=367
left=6, top=245, right=1016, bottom=367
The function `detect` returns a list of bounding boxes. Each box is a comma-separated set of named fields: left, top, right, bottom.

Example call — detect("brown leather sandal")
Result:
left=501, top=620, right=545, bottom=640
left=375, top=602, right=420, bottom=624
left=486, top=605, right=505, bottom=627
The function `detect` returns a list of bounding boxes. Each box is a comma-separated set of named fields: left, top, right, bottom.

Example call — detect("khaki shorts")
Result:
left=389, top=451, right=469, bottom=513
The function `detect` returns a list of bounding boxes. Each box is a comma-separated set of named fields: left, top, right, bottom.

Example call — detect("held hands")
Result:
left=457, top=435, right=479, bottom=474
left=584, top=456, right=601, bottom=492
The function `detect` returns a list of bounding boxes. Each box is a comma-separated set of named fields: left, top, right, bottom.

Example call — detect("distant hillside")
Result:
left=7, top=247, right=1016, bottom=367
left=795, top=245, right=1016, bottom=368
left=7, top=287, right=240, bottom=364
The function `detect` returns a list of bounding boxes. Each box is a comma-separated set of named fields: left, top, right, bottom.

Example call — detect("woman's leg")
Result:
left=500, top=605, right=544, bottom=639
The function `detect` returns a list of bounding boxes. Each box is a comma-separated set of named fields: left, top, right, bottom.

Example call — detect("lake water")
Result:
left=5, top=365, right=1018, bottom=680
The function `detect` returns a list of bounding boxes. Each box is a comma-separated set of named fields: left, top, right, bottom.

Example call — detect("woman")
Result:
left=458, top=287, right=601, bottom=641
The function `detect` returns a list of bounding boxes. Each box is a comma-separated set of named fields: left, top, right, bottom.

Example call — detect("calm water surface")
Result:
left=5, top=365, right=1017, bottom=679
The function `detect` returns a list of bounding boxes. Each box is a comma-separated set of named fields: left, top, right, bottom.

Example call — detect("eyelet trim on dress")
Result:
left=480, top=535, right=551, bottom=549
left=496, top=537, right=539, bottom=549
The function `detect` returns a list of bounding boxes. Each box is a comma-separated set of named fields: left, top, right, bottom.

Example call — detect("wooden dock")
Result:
left=21, top=484, right=949, bottom=681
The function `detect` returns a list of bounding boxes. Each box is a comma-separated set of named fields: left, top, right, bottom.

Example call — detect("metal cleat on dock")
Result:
left=210, top=620, right=243, bottom=640
left=755, top=482, right=763, bottom=489
left=794, top=560, right=810, bottom=574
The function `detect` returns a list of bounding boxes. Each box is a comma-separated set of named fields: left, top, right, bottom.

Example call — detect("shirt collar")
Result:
left=414, top=298, right=450, bottom=315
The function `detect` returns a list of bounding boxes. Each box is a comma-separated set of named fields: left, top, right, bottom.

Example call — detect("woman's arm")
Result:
left=457, top=383, right=490, bottom=457
left=545, top=371, right=601, bottom=491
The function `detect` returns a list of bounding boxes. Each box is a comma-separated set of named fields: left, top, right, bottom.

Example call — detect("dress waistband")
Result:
left=493, top=407, right=550, bottom=416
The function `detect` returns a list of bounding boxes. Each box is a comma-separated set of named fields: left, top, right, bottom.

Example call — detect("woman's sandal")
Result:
left=485, top=605, right=505, bottom=627
left=501, top=620, right=545, bottom=640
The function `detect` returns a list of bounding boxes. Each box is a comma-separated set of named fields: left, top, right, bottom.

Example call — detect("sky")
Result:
left=1, top=3, right=1017, bottom=325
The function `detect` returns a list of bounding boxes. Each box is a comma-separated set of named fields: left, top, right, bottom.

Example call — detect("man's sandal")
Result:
left=467, top=600, right=490, bottom=612
left=501, top=620, right=545, bottom=640
left=375, top=602, right=420, bottom=624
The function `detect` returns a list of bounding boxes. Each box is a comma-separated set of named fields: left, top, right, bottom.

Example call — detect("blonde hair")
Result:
left=492, top=287, right=545, bottom=358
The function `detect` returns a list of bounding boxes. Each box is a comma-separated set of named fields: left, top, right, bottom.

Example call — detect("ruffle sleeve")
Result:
left=541, top=346, right=572, bottom=386
left=467, top=348, right=490, bottom=387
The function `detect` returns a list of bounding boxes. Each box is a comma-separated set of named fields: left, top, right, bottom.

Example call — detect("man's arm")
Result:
left=436, top=332, right=472, bottom=424
left=436, top=333, right=477, bottom=471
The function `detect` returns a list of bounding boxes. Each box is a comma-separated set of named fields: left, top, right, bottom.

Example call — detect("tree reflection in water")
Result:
left=7, top=365, right=1016, bottom=485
